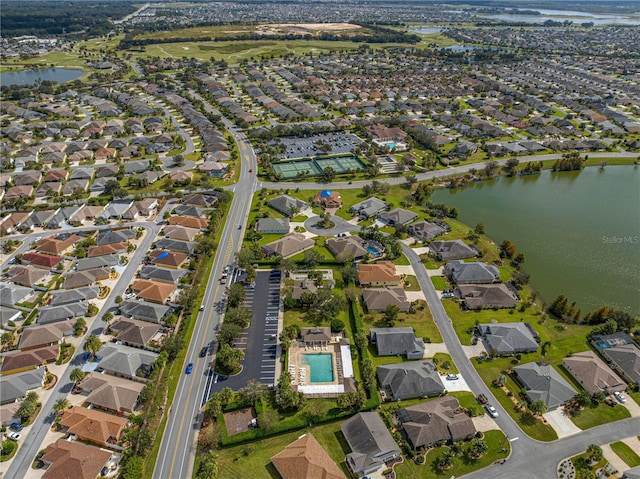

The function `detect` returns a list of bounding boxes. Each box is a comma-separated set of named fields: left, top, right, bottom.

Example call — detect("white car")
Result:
left=614, top=391, right=626, bottom=403
left=8, top=432, right=21, bottom=441
left=486, top=405, right=499, bottom=418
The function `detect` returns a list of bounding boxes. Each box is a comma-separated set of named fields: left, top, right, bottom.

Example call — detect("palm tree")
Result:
left=574, top=390, right=592, bottom=408
left=586, top=444, right=603, bottom=463
left=70, top=368, right=85, bottom=384
left=530, top=399, right=547, bottom=416
left=17, top=399, right=37, bottom=419
left=25, top=391, right=39, bottom=404
left=83, top=334, right=103, bottom=360
left=53, top=398, right=71, bottom=415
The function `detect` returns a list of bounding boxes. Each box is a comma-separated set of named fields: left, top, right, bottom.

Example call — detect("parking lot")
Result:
left=275, top=132, right=362, bottom=160
left=207, top=270, right=281, bottom=398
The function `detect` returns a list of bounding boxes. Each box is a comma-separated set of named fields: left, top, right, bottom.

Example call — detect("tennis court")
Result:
left=316, top=156, right=367, bottom=174
left=272, top=160, right=322, bottom=179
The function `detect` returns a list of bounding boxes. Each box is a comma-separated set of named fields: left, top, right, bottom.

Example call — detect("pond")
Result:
left=431, top=166, right=640, bottom=315
left=0, top=68, right=83, bottom=87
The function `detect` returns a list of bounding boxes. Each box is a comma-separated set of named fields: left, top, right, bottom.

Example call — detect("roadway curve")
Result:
left=152, top=96, right=258, bottom=479
left=401, top=244, right=640, bottom=479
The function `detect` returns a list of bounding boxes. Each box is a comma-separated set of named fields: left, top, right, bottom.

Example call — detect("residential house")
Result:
left=362, top=287, right=410, bottom=312
left=181, top=193, right=217, bottom=208
left=377, top=360, right=444, bottom=400
left=132, top=279, right=176, bottom=304
left=172, top=204, right=204, bottom=218
left=256, top=218, right=290, bottom=235
left=0, top=346, right=59, bottom=375
left=290, top=280, right=318, bottom=302
left=369, top=327, right=425, bottom=359
left=300, top=327, right=332, bottom=347
left=167, top=215, right=210, bottom=230
left=0, top=368, right=45, bottom=404
left=35, top=234, right=80, bottom=255
left=444, top=260, right=500, bottom=284
left=95, top=343, right=159, bottom=381
left=163, top=225, right=200, bottom=242
left=75, top=256, right=118, bottom=272
left=62, top=179, right=90, bottom=195
left=59, top=406, right=128, bottom=448
left=40, top=439, right=113, bottom=479
left=271, top=433, right=346, bottom=479
left=154, top=238, right=197, bottom=255
left=123, top=198, right=158, bottom=220
left=119, top=300, right=171, bottom=324
left=5, top=185, right=34, bottom=200
left=13, top=170, right=41, bottom=185
left=408, top=220, right=446, bottom=242
left=378, top=208, right=418, bottom=227
left=97, top=229, right=135, bottom=246
left=563, top=351, right=626, bottom=395
left=62, top=267, right=110, bottom=289
left=262, top=233, right=315, bottom=258
left=35, top=182, right=62, bottom=198
left=18, top=320, right=74, bottom=350
left=326, top=236, right=368, bottom=262
left=0, top=283, right=32, bottom=309
left=67, top=205, right=105, bottom=226
left=110, top=317, right=161, bottom=349
left=99, top=201, right=134, bottom=220
left=513, top=361, right=577, bottom=410
left=49, top=286, right=99, bottom=306
left=148, top=250, right=188, bottom=269
left=478, top=322, right=539, bottom=355
left=38, top=302, right=88, bottom=324
left=397, top=397, right=477, bottom=449
left=139, top=265, right=187, bottom=284
left=267, top=195, right=309, bottom=217
left=458, top=284, right=518, bottom=310
left=429, top=240, right=480, bottom=261
left=8, top=265, right=48, bottom=288
left=349, top=197, right=388, bottom=219
left=313, top=190, right=342, bottom=209
left=199, top=161, right=229, bottom=178
left=88, top=243, right=127, bottom=257
left=341, top=412, right=401, bottom=477
left=358, top=261, right=401, bottom=286
left=623, top=466, right=640, bottom=479
left=76, top=372, right=144, bottom=415
left=597, top=340, right=640, bottom=385
left=0, top=211, right=32, bottom=234
left=69, top=167, right=93, bottom=181
left=123, top=160, right=150, bottom=175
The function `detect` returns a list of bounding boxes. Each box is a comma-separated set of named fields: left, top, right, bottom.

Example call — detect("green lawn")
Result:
left=610, top=441, right=640, bottom=467
left=433, top=353, right=459, bottom=374
left=430, top=275, right=447, bottom=290
left=449, top=391, right=482, bottom=413
left=403, top=275, right=422, bottom=291
left=571, top=452, right=607, bottom=479
left=217, top=420, right=350, bottom=479
left=399, top=429, right=509, bottom=478
left=569, top=403, right=630, bottom=430
left=361, top=299, right=442, bottom=344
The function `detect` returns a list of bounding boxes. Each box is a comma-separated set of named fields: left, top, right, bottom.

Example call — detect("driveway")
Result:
left=601, top=444, right=628, bottom=474
left=441, top=374, right=473, bottom=392
left=303, top=215, right=359, bottom=236
left=544, top=409, right=581, bottom=438
left=620, top=394, right=640, bottom=417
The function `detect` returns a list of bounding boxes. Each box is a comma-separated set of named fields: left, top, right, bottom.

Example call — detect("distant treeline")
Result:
left=1, top=1, right=137, bottom=37
left=118, top=24, right=420, bottom=50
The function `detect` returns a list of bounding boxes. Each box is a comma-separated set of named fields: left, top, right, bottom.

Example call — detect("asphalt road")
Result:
left=153, top=96, right=259, bottom=479
left=402, top=244, right=640, bottom=478
left=4, top=221, right=159, bottom=479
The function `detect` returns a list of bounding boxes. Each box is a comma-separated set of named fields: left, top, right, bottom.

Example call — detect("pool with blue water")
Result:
left=301, top=353, right=334, bottom=383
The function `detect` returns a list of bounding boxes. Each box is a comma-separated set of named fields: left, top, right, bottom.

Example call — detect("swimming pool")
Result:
left=366, top=246, right=381, bottom=256
left=301, top=353, right=334, bottom=383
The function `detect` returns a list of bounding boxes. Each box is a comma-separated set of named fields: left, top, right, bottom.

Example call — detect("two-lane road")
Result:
left=153, top=99, right=258, bottom=479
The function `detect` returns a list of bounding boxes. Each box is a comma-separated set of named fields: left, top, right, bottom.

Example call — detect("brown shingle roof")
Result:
left=132, top=279, right=175, bottom=304
left=0, top=345, right=59, bottom=373
left=149, top=249, right=188, bottom=268
left=88, top=242, right=127, bottom=257
left=21, top=252, right=63, bottom=269
left=59, top=406, right=128, bottom=447
left=358, top=261, right=401, bottom=285
left=167, top=215, right=210, bottom=229
left=41, top=439, right=112, bottom=479
left=36, top=234, right=80, bottom=255
left=162, top=225, right=200, bottom=241
left=272, top=434, right=347, bottom=479
left=18, top=320, right=74, bottom=350
left=8, top=265, right=48, bottom=287
left=78, top=372, right=144, bottom=414
left=563, top=351, right=626, bottom=395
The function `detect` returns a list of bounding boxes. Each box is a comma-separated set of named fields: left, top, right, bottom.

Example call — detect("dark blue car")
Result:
left=185, top=363, right=194, bottom=374
left=9, top=423, right=23, bottom=432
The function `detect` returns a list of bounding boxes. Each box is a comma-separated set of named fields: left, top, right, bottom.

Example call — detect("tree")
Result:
left=277, top=257, right=296, bottom=275
left=196, top=451, right=219, bottom=479
left=529, top=399, right=547, bottom=416
left=500, top=240, right=517, bottom=259
left=115, top=295, right=124, bottom=305
left=161, top=333, right=184, bottom=361
left=511, top=269, right=530, bottom=289
left=382, top=304, right=399, bottom=327
left=354, top=330, right=368, bottom=352
left=468, top=439, right=488, bottom=459
left=70, top=368, right=86, bottom=383
left=1, top=331, right=16, bottom=350
left=303, top=249, right=323, bottom=268
left=436, top=449, right=455, bottom=470
left=17, top=398, right=37, bottom=419
left=574, top=390, right=592, bottom=408
left=239, top=379, right=268, bottom=405
left=305, top=400, right=328, bottom=423
left=322, top=166, right=336, bottom=182
left=215, top=344, right=244, bottom=375
left=474, top=223, right=485, bottom=235
left=120, top=456, right=145, bottom=479
left=82, top=334, right=102, bottom=360
left=586, top=444, right=603, bottom=463
left=257, top=409, right=280, bottom=430
left=227, top=283, right=246, bottom=308
left=224, top=307, right=251, bottom=328
left=53, top=397, right=70, bottom=415
left=245, top=264, right=256, bottom=284
left=340, top=265, right=358, bottom=283
left=73, top=317, right=86, bottom=335
left=218, top=322, right=242, bottom=346
left=330, top=318, right=345, bottom=333
left=102, top=311, right=114, bottom=323
left=307, top=290, right=346, bottom=326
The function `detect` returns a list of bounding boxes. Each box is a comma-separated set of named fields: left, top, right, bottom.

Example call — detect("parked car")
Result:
left=185, top=363, right=194, bottom=374
left=477, top=394, right=488, bottom=405
left=8, top=432, right=21, bottom=441
left=614, top=391, right=626, bottom=403
left=486, top=405, right=499, bottom=418
left=200, top=346, right=208, bottom=358
left=446, top=374, right=459, bottom=381
left=9, top=423, right=23, bottom=432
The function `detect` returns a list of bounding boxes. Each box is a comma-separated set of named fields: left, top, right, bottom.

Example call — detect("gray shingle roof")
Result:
left=429, top=240, right=479, bottom=261
left=341, top=412, right=400, bottom=475
left=119, top=300, right=170, bottom=323
left=0, top=369, right=45, bottom=405
left=377, top=360, right=444, bottom=400
left=349, top=197, right=387, bottom=218
left=38, top=302, right=88, bottom=324
left=0, top=283, right=33, bottom=307
left=139, top=265, right=188, bottom=284
left=267, top=195, right=309, bottom=216
left=96, top=343, right=159, bottom=380
left=370, top=327, right=425, bottom=359
left=513, top=361, right=577, bottom=410
left=378, top=208, right=418, bottom=226
left=256, top=217, right=290, bottom=233
left=444, top=260, right=500, bottom=284
left=478, top=322, right=538, bottom=355
left=48, top=286, right=99, bottom=306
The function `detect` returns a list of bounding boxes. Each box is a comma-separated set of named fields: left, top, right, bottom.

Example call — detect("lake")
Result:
left=479, top=8, right=640, bottom=25
left=411, top=26, right=443, bottom=35
left=0, top=68, right=83, bottom=87
left=431, top=166, right=640, bottom=315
